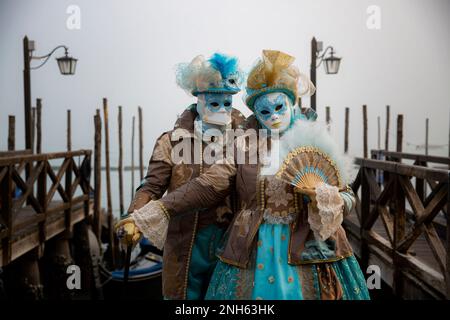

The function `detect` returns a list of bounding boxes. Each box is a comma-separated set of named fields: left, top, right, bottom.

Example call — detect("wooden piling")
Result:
left=425, top=118, right=429, bottom=156
left=385, top=105, right=390, bottom=151
left=8, top=116, right=15, bottom=151
left=36, top=99, right=42, bottom=154
left=138, top=106, right=144, bottom=181
left=131, top=116, right=135, bottom=199
left=325, top=106, right=330, bottom=131
left=93, top=110, right=102, bottom=239
left=118, top=106, right=124, bottom=217
left=67, top=110, right=72, bottom=151
left=363, top=105, right=368, bottom=158
left=31, top=107, right=36, bottom=153
left=344, top=107, right=349, bottom=154
left=397, top=114, right=403, bottom=153
left=102, top=98, right=116, bottom=267
left=377, top=116, right=381, bottom=150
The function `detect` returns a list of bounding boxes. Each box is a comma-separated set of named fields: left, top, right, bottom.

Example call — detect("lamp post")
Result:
left=22, top=35, right=77, bottom=154
left=310, top=37, right=342, bottom=111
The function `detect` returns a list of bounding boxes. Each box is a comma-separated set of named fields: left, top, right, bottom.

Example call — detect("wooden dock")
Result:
left=344, top=150, right=450, bottom=299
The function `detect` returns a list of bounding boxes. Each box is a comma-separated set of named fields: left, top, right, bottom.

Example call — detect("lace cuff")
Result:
left=131, top=200, right=170, bottom=250
left=308, top=183, right=344, bottom=241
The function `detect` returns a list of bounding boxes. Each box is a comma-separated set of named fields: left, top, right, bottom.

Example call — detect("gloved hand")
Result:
left=115, top=217, right=142, bottom=247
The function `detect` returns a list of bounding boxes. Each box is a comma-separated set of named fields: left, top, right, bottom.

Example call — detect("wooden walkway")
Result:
left=0, top=150, right=99, bottom=267
left=343, top=150, right=449, bottom=299
left=0, top=200, right=93, bottom=267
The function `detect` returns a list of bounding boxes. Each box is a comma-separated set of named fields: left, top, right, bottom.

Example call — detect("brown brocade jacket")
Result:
left=127, top=104, right=245, bottom=299
left=158, top=111, right=356, bottom=298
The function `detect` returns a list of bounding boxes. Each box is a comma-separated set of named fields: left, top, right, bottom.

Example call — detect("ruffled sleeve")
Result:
left=307, top=183, right=344, bottom=241
left=131, top=200, right=170, bottom=250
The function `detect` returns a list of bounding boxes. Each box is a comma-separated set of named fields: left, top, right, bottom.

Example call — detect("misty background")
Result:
left=1, top=0, right=449, bottom=215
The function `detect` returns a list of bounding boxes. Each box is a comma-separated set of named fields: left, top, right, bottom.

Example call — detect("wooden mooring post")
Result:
left=102, top=98, right=116, bottom=267
left=93, top=110, right=102, bottom=239
left=118, top=106, right=124, bottom=216
left=36, top=98, right=42, bottom=154
left=8, top=116, right=15, bottom=151
left=138, top=106, right=144, bottom=182
left=131, top=115, right=135, bottom=199
left=397, top=114, right=403, bottom=153
left=344, top=107, right=349, bottom=154
left=325, top=106, right=330, bottom=131
left=385, top=105, right=390, bottom=151
left=67, top=109, right=71, bottom=151
left=363, top=105, right=368, bottom=158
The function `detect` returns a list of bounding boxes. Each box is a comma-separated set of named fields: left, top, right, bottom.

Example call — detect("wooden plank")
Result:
left=364, top=229, right=393, bottom=255
left=0, top=150, right=91, bottom=166
left=0, top=150, right=32, bottom=158
left=0, top=201, right=93, bottom=267
left=355, top=158, right=449, bottom=182
left=370, top=150, right=450, bottom=166
left=396, top=252, right=446, bottom=296
left=11, top=161, right=44, bottom=212
left=379, top=205, right=394, bottom=245
left=398, top=175, right=425, bottom=218
left=423, top=223, right=446, bottom=274
left=44, top=195, right=88, bottom=216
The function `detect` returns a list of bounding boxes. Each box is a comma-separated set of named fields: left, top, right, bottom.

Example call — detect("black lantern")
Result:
left=310, top=38, right=342, bottom=111
left=56, top=53, right=77, bottom=75
left=323, top=48, right=341, bottom=75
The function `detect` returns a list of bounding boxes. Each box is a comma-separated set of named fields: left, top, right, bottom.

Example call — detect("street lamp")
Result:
left=309, top=37, right=342, bottom=111
left=23, top=36, right=77, bottom=155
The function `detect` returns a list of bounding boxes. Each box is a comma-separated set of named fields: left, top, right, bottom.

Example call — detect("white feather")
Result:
left=260, top=119, right=353, bottom=185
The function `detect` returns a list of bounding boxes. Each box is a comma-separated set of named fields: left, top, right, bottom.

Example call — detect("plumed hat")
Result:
left=176, top=53, right=243, bottom=96
left=244, top=50, right=315, bottom=110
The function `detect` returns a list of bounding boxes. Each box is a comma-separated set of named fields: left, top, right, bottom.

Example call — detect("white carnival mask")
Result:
left=197, top=93, right=233, bottom=126
left=254, top=92, right=292, bottom=133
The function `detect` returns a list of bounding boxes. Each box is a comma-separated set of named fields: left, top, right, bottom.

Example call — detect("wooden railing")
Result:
left=0, top=150, right=93, bottom=265
left=371, top=149, right=450, bottom=167
left=344, top=157, right=450, bottom=299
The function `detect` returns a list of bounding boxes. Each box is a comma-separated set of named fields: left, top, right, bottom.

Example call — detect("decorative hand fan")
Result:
left=275, top=146, right=343, bottom=190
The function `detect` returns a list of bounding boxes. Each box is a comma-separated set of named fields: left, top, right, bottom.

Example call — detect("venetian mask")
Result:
left=254, top=92, right=292, bottom=132
left=197, top=92, right=233, bottom=126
